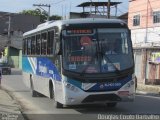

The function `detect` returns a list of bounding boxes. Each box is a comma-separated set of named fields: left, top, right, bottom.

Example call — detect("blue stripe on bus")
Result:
left=22, top=57, right=34, bottom=73
left=87, top=75, right=132, bottom=91
left=67, top=75, right=132, bottom=91
left=22, top=57, right=61, bottom=81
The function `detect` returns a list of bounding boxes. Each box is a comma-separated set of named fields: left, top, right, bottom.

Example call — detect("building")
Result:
left=128, top=0, right=160, bottom=85
left=128, top=0, right=160, bottom=47
left=0, top=11, right=41, bottom=68
left=0, top=12, right=41, bottom=34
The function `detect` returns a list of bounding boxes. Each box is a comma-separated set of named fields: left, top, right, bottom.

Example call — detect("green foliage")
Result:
left=50, top=15, right=62, bottom=20
left=19, top=9, right=62, bottom=23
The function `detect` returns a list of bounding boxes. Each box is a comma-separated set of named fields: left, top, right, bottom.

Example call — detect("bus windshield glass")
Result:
left=62, top=28, right=133, bottom=74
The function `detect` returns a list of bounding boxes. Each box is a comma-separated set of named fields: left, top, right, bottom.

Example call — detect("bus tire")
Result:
left=49, top=81, right=63, bottom=108
left=54, top=101, right=63, bottom=108
left=30, top=76, right=39, bottom=97
left=106, top=102, right=117, bottom=107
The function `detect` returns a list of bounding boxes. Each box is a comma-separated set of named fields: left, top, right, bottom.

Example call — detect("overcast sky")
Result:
left=0, top=0, right=129, bottom=17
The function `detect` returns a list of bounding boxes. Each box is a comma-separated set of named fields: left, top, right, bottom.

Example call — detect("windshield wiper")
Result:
left=99, top=40, right=120, bottom=73
left=103, top=55, right=120, bottom=73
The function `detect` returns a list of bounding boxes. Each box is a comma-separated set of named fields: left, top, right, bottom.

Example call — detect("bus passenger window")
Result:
left=47, top=31, right=54, bottom=55
left=31, top=36, right=36, bottom=55
left=36, top=35, right=41, bottom=55
left=41, top=33, right=47, bottom=55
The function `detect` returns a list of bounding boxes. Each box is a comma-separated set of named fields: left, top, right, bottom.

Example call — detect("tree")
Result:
left=50, top=15, right=62, bottom=20
left=20, top=9, right=47, bottom=22
left=19, top=9, right=62, bottom=23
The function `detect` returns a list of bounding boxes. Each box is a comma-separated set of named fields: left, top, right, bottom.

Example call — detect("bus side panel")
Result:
left=22, top=56, right=34, bottom=89
left=22, top=56, right=63, bottom=99
left=32, top=74, right=50, bottom=97
left=22, top=72, right=31, bottom=88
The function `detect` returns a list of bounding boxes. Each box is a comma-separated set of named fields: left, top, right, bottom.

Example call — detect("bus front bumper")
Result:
left=62, top=90, right=135, bottom=105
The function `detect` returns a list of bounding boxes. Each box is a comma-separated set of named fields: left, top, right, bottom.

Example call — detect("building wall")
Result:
left=131, top=27, right=160, bottom=45
left=7, top=47, right=19, bottom=68
left=19, top=50, right=22, bottom=69
left=0, top=12, right=41, bottom=34
left=128, top=0, right=160, bottom=45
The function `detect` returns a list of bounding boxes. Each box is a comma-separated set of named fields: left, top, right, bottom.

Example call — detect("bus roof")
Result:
left=23, top=18, right=126, bottom=37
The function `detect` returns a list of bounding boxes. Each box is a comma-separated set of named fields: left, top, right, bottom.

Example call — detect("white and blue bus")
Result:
left=22, top=18, right=135, bottom=108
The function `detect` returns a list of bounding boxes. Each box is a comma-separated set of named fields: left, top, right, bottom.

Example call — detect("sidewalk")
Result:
left=136, top=83, right=160, bottom=97
left=0, top=86, right=24, bottom=120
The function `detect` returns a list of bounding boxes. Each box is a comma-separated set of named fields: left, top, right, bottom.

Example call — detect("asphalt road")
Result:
left=1, top=69, right=160, bottom=120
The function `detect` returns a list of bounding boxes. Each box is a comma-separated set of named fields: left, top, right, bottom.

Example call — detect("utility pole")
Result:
left=7, top=14, right=11, bottom=64
left=145, top=0, right=149, bottom=43
left=33, top=4, right=51, bottom=21
left=107, top=0, right=110, bottom=19
left=8, top=15, right=11, bottom=41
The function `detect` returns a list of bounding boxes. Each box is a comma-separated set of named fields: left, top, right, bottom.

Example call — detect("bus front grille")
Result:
left=82, top=94, right=121, bottom=103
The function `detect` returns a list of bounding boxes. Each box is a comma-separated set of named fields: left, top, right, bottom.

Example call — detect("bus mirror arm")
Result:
left=57, top=49, right=62, bottom=55
left=57, top=43, right=62, bottom=55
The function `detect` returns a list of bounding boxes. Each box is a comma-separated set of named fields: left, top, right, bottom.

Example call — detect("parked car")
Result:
left=0, top=63, right=11, bottom=75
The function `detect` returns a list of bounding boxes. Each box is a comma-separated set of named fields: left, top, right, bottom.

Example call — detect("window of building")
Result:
left=133, top=14, right=140, bottom=26
left=153, top=11, right=160, bottom=23
left=27, top=37, right=31, bottom=55
left=23, top=39, right=27, bottom=55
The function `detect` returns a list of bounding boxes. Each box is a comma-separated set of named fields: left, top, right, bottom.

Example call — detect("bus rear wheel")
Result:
left=106, top=102, right=117, bottom=107
left=54, top=101, right=63, bottom=108
left=32, top=90, right=39, bottom=97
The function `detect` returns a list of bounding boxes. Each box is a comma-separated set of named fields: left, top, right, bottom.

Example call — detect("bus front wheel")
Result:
left=30, top=76, right=39, bottom=97
left=50, top=82, right=63, bottom=108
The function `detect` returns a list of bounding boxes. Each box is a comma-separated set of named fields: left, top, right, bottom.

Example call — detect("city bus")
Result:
left=22, top=18, right=135, bottom=108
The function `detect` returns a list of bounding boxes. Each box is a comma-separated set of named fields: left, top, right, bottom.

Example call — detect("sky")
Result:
left=0, top=0, right=129, bottom=17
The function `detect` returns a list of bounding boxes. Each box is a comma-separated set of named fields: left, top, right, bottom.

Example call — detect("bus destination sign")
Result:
left=67, top=29, right=93, bottom=35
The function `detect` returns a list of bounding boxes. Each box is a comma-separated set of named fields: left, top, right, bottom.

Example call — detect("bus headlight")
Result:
left=123, top=80, right=134, bottom=89
left=64, top=82, right=79, bottom=92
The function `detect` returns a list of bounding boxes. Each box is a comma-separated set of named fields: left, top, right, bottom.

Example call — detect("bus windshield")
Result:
left=62, top=28, right=133, bottom=74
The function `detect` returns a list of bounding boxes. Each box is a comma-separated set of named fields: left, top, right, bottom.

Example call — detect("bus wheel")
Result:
left=54, top=101, right=63, bottom=108
left=50, top=83, right=63, bottom=108
left=106, top=102, right=117, bottom=107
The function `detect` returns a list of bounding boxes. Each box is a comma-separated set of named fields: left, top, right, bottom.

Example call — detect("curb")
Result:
left=136, top=83, right=160, bottom=97
left=137, top=83, right=160, bottom=93
left=136, top=90, right=160, bottom=97
left=0, top=86, right=25, bottom=120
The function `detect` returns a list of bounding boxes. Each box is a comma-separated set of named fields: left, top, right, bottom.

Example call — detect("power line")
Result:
left=33, top=4, right=51, bottom=21
left=51, top=0, right=65, bottom=5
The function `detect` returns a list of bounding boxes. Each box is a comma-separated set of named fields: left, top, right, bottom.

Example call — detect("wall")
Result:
left=8, top=47, right=20, bottom=68
left=128, top=0, right=160, bottom=45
